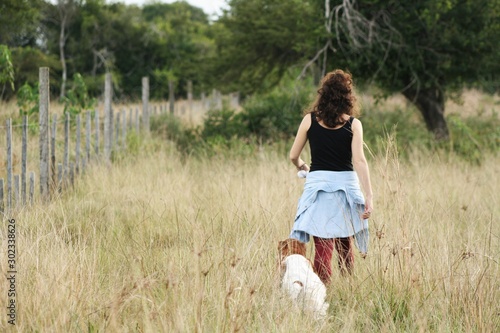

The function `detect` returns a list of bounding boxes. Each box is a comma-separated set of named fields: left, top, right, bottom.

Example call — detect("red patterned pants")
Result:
left=313, top=236, right=354, bottom=284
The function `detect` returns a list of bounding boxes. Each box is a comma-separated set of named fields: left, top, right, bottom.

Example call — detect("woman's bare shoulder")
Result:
left=351, top=117, right=362, bottom=126
left=301, top=113, right=312, bottom=126
left=351, top=117, right=363, bottom=132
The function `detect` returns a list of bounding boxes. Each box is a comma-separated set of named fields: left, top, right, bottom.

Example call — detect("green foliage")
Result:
left=0, top=0, right=42, bottom=46
left=214, top=0, right=320, bottom=94
left=8, top=46, right=60, bottom=100
left=237, top=85, right=311, bottom=141
left=142, top=2, right=215, bottom=98
left=150, top=113, right=201, bottom=155
left=0, top=45, right=15, bottom=92
left=199, top=79, right=312, bottom=147
left=361, top=106, right=499, bottom=164
left=125, top=131, right=142, bottom=157
left=60, top=73, right=96, bottom=115
left=336, top=0, right=500, bottom=94
left=17, top=82, right=39, bottom=116
left=215, top=0, right=500, bottom=138
left=201, top=107, right=246, bottom=141
left=447, top=114, right=500, bottom=164
left=362, top=107, right=434, bottom=156
left=35, top=0, right=216, bottom=100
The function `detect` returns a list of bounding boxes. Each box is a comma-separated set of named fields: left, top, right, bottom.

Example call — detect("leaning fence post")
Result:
left=142, top=77, right=150, bottom=132
left=22, top=115, right=28, bottom=205
left=6, top=119, right=12, bottom=210
left=104, top=73, right=112, bottom=161
left=39, top=67, right=50, bottom=201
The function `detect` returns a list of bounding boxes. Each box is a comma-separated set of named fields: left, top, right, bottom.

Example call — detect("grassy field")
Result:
left=1, top=131, right=498, bottom=331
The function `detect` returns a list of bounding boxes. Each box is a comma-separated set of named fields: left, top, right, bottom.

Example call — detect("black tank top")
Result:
left=308, top=113, right=354, bottom=172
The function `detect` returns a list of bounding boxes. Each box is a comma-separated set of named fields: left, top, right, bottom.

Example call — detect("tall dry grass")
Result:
left=0, top=133, right=498, bottom=332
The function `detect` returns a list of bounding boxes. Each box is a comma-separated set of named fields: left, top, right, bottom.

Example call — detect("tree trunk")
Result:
left=403, top=88, right=449, bottom=141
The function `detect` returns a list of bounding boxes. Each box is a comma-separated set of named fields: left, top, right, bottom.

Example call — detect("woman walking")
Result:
left=289, top=69, right=373, bottom=284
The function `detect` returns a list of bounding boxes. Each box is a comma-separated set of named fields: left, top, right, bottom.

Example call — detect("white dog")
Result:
left=278, top=239, right=329, bottom=319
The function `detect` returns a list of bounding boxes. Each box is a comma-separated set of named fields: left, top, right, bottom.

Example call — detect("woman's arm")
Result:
left=289, top=114, right=311, bottom=171
left=351, top=118, right=373, bottom=219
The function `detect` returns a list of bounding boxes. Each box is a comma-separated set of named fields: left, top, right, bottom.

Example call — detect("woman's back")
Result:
left=308, top=112, right=354, bottom=172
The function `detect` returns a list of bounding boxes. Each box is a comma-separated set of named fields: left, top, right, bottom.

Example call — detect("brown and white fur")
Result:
left=278, top=239, right=329, bottom=319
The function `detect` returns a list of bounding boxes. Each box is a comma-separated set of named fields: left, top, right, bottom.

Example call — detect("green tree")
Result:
left=38, top=0, right=215, bottom=99
left=331, top=0, right=500, bottom=140
left=0, top=0, right=42, bottom=46
left=214, top=0, right=320, bottom=94
left=0, top=45, right=15, bottom=98
left=218, top=0, right=500, bottom=140
left=142, top=1, right=215, bottom=98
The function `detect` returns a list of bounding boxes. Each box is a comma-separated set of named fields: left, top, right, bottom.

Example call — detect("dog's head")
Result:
left=278, top=238, right=307, bottom=261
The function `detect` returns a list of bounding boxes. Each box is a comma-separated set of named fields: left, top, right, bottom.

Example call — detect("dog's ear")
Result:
left=296, top=241, right=307, bottom=257
left=288, top=239, right=306, bottom=256
left=278, top=240, right=288, bottom=255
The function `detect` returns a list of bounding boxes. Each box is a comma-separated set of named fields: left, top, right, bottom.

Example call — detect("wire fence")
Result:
left=0, top=67, right=240, bottom=213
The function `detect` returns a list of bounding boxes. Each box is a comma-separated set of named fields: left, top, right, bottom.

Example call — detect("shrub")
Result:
left=238, top=84, right=311, bottom=141
left=150, top=113, right=200, bottom=155
left=201, top=106, right=247, bottom=141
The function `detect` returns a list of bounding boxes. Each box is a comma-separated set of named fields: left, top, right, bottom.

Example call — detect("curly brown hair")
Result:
left=306, top=69, right=359, bottom=127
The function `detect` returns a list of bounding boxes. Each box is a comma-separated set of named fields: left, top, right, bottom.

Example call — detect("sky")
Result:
left=109, top=0, right=229, bottom=17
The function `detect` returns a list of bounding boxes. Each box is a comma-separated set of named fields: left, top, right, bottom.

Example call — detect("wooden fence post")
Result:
left=115, top=111, right=121, bottom=151
left=64, top=113, right=70, bottom=186
left=29, top=172, right=34, bottom=204
left=6, top=119, right=12, bottom=210
left=188, top=80, right=193, bottom=123
left=211, top=89, right=216, bottom=110
left=70, top=162, right=74, bottom=187
left=14, top=175, right=20, bottom=207
left=57, top=163, right=63, bottom=193
left=22, top=115, right=27, bottom=205
left=216, top=90, right=222, bottom=110
left=201, top=92, right=206, bottom=111
left=39, top=67, right=50, bottom=201
left=0, top=179, right=4, bottom=212
left=76, top=114, right=81, bottom=174
left=86, top=111, right=91, bottom=163
left=104, top=73, right=112, bottom=161
left=135, top=108, right=139, bottom=132
left=51, top=115, right=57, bottom=191
left=122, top=110, right=127, bottom=150
left=95, top=109, right=99, bottom=156
left=82, top=157, right=86, bottom=174
left=129, top=108, right=133, bottom=129
left=142, top=77, right=150, bottom=132
left=169, top=79, right=175, bottom=114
